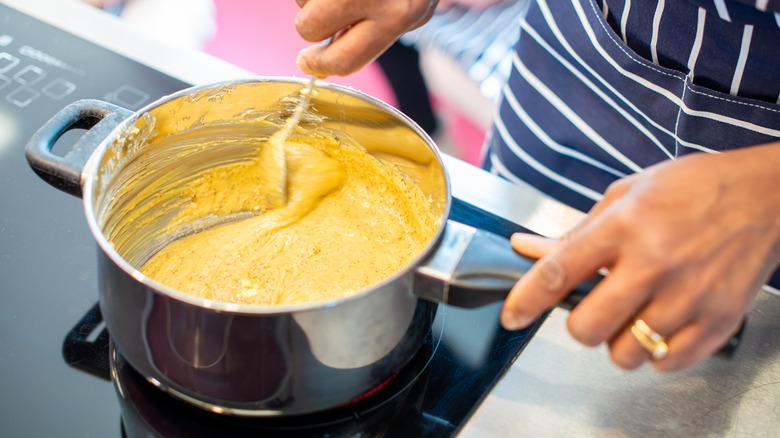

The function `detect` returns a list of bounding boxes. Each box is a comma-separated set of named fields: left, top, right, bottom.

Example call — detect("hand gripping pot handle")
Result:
left=415, top=221, right=744, bottom=359
left=26, top=99, right=133, bottom=197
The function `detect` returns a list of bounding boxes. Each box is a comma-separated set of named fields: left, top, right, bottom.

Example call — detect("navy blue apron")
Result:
left=483, top=0, right=780, bottom=288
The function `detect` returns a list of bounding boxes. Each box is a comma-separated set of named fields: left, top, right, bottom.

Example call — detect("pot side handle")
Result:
left=25, top=99, right=133, bottom=197
left=415, top=221, right=743, bottom=359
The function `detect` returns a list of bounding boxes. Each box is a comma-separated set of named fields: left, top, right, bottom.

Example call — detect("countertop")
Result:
left=5, top=0, right=779, bottom=436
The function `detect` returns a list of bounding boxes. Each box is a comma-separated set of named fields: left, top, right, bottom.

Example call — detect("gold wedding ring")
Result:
left=630, top=318, right=669, bottom=360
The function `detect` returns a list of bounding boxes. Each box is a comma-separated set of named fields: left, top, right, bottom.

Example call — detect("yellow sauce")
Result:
left=140, top=133, right=439, bottom=305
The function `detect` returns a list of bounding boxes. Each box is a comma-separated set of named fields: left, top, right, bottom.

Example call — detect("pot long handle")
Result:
left=26, top=99, right=133, bottom=197
left=415, top=221, right=743, bottom=358
left=448, top=232, right=601, bottom=311
left=416, top=221, right=600, bottom=310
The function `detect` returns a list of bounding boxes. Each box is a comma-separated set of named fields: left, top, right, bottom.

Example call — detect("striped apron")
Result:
left=483, top=0, right=780, bottom=285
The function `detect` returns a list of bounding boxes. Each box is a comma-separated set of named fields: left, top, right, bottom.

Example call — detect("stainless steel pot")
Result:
left=25, top=78, right=595, bottom=416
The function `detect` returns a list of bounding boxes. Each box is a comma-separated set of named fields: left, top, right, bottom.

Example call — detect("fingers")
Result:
left=607, top=311, right=682, bottom=370
left=295, top=0, right=367, bottom=43
left=502, top=214, right=741, bottom=372
left=606, top=311, right=744, bottom=372
left=652, top=317, right=743, bottom=372
left=296, top=20, right=396, bottom=77
left=501, top=224, right=617, bottom=330
left=564, top=264, right=651, bottom=347
left=508, top=233, right=555, bottom=259
left=294, top=0, right=436, bottom=77
left=499, top=177, right=632, bottom=330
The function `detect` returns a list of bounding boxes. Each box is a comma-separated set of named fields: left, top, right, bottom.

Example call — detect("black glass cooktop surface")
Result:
left=0, top=4, right=542, bottom=437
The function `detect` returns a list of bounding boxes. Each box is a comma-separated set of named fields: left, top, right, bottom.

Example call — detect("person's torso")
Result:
left=483, top=0, right=780, bottom=212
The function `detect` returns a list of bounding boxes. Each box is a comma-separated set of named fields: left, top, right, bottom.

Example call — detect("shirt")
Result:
left=400, top=0, right=530, bottom=100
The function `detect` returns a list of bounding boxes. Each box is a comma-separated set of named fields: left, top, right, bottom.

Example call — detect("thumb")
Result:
left=296, top=44, right=332, bottom=78
left=510, top=233, right=557, bottom=259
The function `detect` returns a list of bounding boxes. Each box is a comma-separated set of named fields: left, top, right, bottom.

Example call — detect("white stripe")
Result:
left=620, top=0, right=631, bottom=43
left=501, top=77, right=628, bottom=177
left=650, top=0, right=665, bottom=65
left=687, top=8, right=706, bottom=77
left=513, top=53, right=644, bottom=172
left=776, top=12, right=780, bottom=27
left=672, top=80, right=687, bottom=156
left=417, top=8, right=481, bottom=53
left=676, top=139, right=717, bottom=153
left=520, top=19, right=673, bottom=159
left=457, top=6, right=522, bottom=66
left=756, top=0, right=769, bottom=12
left=730, top=25, right=754, bottom=96
left=566, top=0, right=780, bottom=138
left=488, top=150, right=603, bottom=202
left=671, top=82, right=719, bottom=153
left=713, top=0, right=732, bottom=22
left=601, top=0, right=609, bottom=19
left=490, top=120, right=604, bottom=201
left=535, top=0, right=715, bottom=152
left=763, top=284, right=780, bottom=297
left=439, top=11, right=492, bottom=55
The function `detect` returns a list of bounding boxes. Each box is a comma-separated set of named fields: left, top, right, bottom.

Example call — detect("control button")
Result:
left=42, top=79, right=77, bottom=100
left=6, top=86, right=40, bottom=108
left=0, top=53, right=19, bottom=73
left=13, top=65, right=46, bottom=86
left=0, top=75, right=10, bottom=91
left=0, top=35, right=12, bottom=47
left=104, top=85, right=149, bottom=109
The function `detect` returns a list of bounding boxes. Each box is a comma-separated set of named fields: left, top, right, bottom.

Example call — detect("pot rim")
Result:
left=81, top=77, right=453, bottom=315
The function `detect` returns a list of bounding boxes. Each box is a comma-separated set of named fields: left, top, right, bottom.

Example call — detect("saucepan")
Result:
left=23, top=78, right=724, bottom=416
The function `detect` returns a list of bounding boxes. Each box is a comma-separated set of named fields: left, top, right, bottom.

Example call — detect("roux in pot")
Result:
left=140, top=132, right=439, bottom=306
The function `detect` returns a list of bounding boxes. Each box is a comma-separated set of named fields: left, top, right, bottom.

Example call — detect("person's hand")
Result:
left=294, top=0, right=438, bottom=77
left=501, top=143, right=780, bottom=371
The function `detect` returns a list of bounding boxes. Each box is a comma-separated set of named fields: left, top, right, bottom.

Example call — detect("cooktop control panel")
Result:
left=0, top=5, right=190, bottom=168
